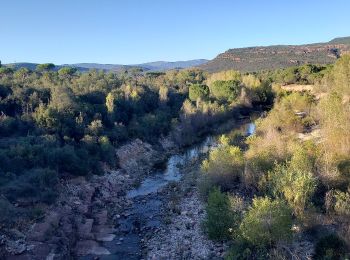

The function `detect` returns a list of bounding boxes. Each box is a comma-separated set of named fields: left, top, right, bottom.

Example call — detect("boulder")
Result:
left=74, top=240, right=110, bottom=256
left=77, top=219, right=94, bottom=239
left=95, top=233, right=116, bottom=242
left=116, top=139, right=165, bottom=176
left=28, top=212, right=61, bottom=242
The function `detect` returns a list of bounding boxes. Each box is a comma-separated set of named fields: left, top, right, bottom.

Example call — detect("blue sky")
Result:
left=1, top=0, right=350, bottom=64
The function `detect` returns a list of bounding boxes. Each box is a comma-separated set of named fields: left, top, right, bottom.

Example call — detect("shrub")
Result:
left=201, top=145, right=244, bottom=191
left=225, top=239, right=255, bottom=260
left=188, top=84, right=209, bottom=102
left=0, top=198, right=20, bottom=226
left=268, top=160, right=316, bottom=216
left=210, top=80, right=241, bottom=102
left=314, top=234, right=349, bottom=260
left=334, top=189, right=350, bottom=216
left=2, top=168, right=58, bottom=204
left=239, top=197, right=293, bottom=247
left=204, top=188, right=240, bottom=240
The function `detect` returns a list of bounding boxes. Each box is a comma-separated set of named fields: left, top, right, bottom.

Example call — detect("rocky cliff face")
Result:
left=199, top=40, right=350, bottom=72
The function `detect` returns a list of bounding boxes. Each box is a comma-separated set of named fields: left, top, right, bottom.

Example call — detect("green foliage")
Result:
left=36, top=63, right=55, bottom=71
left=225, top=239, right=269, bottom=260
left=210, top=80, right=241, bottom=102
left=334, top=189, right=350, bottom=216
left=201, top=144, right=244, bottom=191
left=58, top=67, right=77, bottom=78
left=239, top=197, right=293, bottom=247
left=204, top=188, right=240, bottom=240
left=0, top=66, right=14, bottom=75
left=267, top=159, right=316, bottom=216
left=188, top=84, right=209, bottom=101
left=332, top=54, right=350, bottom=95
left=0, top=198, right=21, bottom=226
left=2, top=168, right=58, bottom=204
left=314, top=234, right=349, bottom=260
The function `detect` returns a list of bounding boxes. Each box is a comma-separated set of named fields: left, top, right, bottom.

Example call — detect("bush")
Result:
left=267, top=160, right=316, bottom=216
left=314, top=234, right=349, bottom=260
left=188, top=84, right=209, bottom=102
left=239, top=197, right=293, bottom=247
left=210, top=80, right=241, bottom=102
left=204, top=188, right=240, bottom=240
left=2, top=168, right=58, bottom=204
left=201, top=145, right=244, bottom=191
left=225, top=238, right=270, bottom=260
left=0, top=198, right=20, bottom=226
left=334, top=189, right=350, bottom=216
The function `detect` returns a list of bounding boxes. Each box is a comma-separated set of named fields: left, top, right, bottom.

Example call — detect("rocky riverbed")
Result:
left=0, top=138, right=169, bottom=259
left=1, top=120, right=255, bottom=259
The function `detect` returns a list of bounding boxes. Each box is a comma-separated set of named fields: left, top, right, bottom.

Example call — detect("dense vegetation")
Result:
left=0, top=62, right=272, bottom=227
left=1, top=53, right=350, bottom=258
left=201, top=55, right=350, bottom=259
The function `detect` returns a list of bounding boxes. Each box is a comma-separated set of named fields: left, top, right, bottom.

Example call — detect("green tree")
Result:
left=204, top=187, right=239, bottom=240
left=239, top=197, right=293, bottom=247
left=188, top=84, right=209, bottom=102
left=58, top=67, right=77, bottom=79
left=268, top=161, right=316, bottom=216
left=36, top=63, right=55, bottom=72
left=106, top=92, right=115, bottom=113
left=201, top=145, right=244, bottom=191
left=210, top=80, right=241, bottom=102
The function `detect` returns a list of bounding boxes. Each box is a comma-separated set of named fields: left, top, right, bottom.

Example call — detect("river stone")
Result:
left=77, top=219, right=94, bottom=239
left=28, top=212, right=61, bottom=242
left=92, top=225, right=116, bottom=234
left=94, top=210, right=108, bottom=225
left=74, top=240, right=110, bottom=256
left=95, top=233, right=116, bottom=242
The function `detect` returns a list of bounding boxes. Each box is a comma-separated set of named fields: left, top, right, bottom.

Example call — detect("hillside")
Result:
left=5, top=59, right=208, bottom=72
left=199, top=37, right=350, bottom=72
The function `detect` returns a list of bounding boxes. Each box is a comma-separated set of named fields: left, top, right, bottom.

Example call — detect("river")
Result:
left=83, top=120, right=256, bottom=260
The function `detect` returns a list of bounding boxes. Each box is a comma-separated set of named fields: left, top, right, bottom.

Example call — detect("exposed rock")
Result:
left=95, top=233, right=116, bottom=242
left=28, top=212, right=61, bottom=242
left=146, top=189, right=226, bottom=259
left=159, top=135, right=177, bottom=152
left=5, top=239, right=26, bottom=255
left=94, top=210, right=108, bottom=225
left=116, top=139, right=166, bottom=177
left=74, top=240, right=110, bottom=256
left=77, top=218, right=94, bottom=239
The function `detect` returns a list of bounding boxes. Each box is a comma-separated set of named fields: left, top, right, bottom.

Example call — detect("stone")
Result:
left=5, top=239, right=27, bottom=255
left=74, top=240, right=110, bottom=256
left=92, top=225, right=116, bottom=234
left=28, top=212, right=61, bottom=242
left=95, top=210, right=108, bottom=225
left=77, top=219, right=94, bottom=239
left=95, top=233, right=116, bottom=242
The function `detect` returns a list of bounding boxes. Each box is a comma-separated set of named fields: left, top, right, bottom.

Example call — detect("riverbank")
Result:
left=145, top=161, right=229, bottom=259
left=1, top=110, right=259, bottom=259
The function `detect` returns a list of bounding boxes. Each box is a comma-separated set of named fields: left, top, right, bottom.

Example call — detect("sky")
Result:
left=1, top=0, right=350, bottom=65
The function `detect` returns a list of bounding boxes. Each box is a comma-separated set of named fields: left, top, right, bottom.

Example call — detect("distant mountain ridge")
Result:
left=199, top=36, right=350, bottom=72
left=5, top=59, right=208, bottom=72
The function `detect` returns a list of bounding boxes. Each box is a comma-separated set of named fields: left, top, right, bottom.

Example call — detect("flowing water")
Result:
left=83, top=120, right=256, bottom=259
